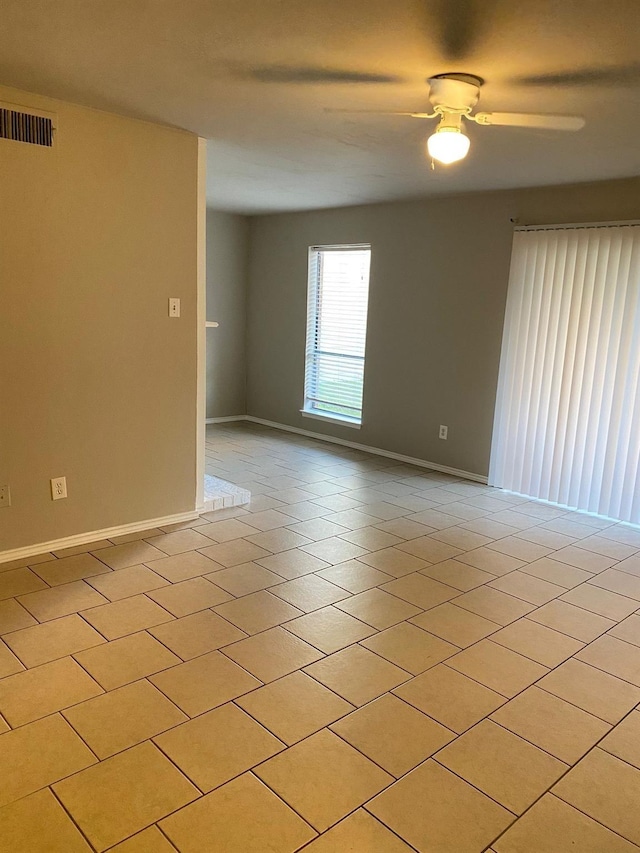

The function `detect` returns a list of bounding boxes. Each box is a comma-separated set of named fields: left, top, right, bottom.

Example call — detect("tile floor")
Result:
left=1, top=422, right=640, bottom=851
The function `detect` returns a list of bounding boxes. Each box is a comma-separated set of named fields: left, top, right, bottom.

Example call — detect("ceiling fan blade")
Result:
left=514, top=63, right=640, bottom=87
left=325, top=109, right=434, bottom=118
left=240, top=65, right=401, bottom=84
left=474, top=112, right=586, bottom=131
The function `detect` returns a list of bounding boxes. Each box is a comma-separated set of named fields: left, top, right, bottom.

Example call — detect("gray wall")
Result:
left=206, top=211, right=248, bottom=418
left=246, top=177, right=640, bottom=477
left=0, top=85, right=201, bottom=553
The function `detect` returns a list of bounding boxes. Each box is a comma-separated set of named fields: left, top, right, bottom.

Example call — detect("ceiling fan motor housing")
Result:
left=428, top=75, right=482, bottom=111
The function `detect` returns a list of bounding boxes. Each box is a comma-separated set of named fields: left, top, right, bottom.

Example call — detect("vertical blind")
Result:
left=489, top=223, right=640, bottom=524
left=303, top=245, right=371, bottom=423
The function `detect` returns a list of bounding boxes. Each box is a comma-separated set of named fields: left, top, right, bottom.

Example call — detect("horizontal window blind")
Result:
left=489, top=223, right=640, bottom=524
left=303, top=245, right=371, bottom=424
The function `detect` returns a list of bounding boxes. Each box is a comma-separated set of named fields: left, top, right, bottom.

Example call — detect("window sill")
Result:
left=300, top=409, right=362, bottom=430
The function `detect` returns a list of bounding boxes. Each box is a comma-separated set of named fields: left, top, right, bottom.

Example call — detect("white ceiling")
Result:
left=1, top=0, right=639, bottom=213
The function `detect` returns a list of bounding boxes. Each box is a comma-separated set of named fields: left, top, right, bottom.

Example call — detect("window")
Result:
left=302, top=244, right=371, bottom=427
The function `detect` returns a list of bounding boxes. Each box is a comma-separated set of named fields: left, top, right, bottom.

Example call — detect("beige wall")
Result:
left=0, top=86, right=202, bottom=552
left=206, top=211, right=248, bottom=418
left=246, top=177, right=640, bottom=477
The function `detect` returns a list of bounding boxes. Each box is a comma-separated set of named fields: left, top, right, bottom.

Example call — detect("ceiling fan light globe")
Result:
left=427, top=127, right=470, bottom=164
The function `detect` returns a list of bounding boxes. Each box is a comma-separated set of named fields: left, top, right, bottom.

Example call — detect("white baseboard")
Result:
left=0, top=510, right=201, bottom=566
left=206, top=415, right=247, bottom=424
left=244, top=415, right=488, bottom=484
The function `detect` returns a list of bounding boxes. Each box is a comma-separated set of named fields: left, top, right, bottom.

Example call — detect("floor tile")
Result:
left=447, top=640, right=548, bottom=697
left=81, top=594, right=173, bottom=640
left=150, top=650, right=261, bottom=716
left=245, top=528, right=312, bottom=553
left=368, top=758, right=512, bottom=853
left=206, top=562, right=283, bottom=596
left=491, top=686, right=610, bottom=763
left=270, top=575, right=350, bottom=612
left=332, top=693, right=454, bottom=777
left=456, top=547, right=525, bottom=576
left=108, top=528, right=165, bottom=545
left=301, top=538, right=368, bottom=565
left=0, top=600, right=36, bottom=635
left=150, top=610, right=246, bottom=659
left=553, top=545, right=618, bottom=572
left=0, top=714, right=96, bottom=808
left=323, top=510, right=380, bottom=531
left=0, top=641, right=24, bottom=678
left=256, top=549, right=330, bottom=580
left=589, top=567, right=640, bottom=600
left=4, top=613, right=105, bottom=667
left=146, top=575, right=232, bottom=617
left=0, top=552, right=56, bottom=571
left=600, top=710, right=640, bottom=769
left=338, top=526, right=402, bottom=551
left=160, top=772, right=316, bottom=853
left=199, top=540, right=273, bottom=567
left=0, top=568, right=48, bottom=601
left=437, top=719, right=567, bottom=814
left=155, top=702, right=283, bottom=792
left=493, top=793, right=639, bottom=853
left=430, top=526, right=493, bottom=551
left=239, top=509, right=297, bottom=530
left=214, top=590, right=303, bottom=634
left=316, top=560, right=392, bottom=593
left=490, top=618, right=584, bottom=667
left=576, top=634, right=640, bottom=686
left=0, top=787, right=92, bottom=852
left=527, top=599, right=614, bottom=642
left=421, top=558, right=496, bottom=591
left=335, top=588, right=421, bottom=629
left=237, top=670, right=354, bottom=744
left=563, top=648, right=637, bottom=713
left=609, top=614, right=640, bottom=647
left=86, top=564, right=168, bottom=601
left=410, top=602, right=501, bottom=648
left=32, top=552, right=111, bottom=586
left=222, top=626, right=322, bottom=682
left=285, top=605, right=375, bottom=653
left=375, top=518, right=435, bottom=540
left=255, top=728, right=392, bottom=832
left=560, top=584, right=638, bottom=621
left=489, top=571, right=565, bottom=605
left=361, top=622, right=458, bottom=674
left=91, top=541, right=167, bottom=570
left=553, top=748, right=640, bottom=846
left=74, top=630, right=181, bottom=690
left=143, top=551, right=223, bottom=583
left=108, top=826, right=177, bottom=852
left=64, top=679, right=186, bottom=757
left=519, top=557, right=593, bottom=588
left=453, top=586, right=534, bottom=626
left=357, top=548, right=429, bottom=578
left=145, top=528, right=213, bottom=555
left=18, top=580, right=108, bottom=622
left=487, top=537, right=552, bottom=562
left=304, top=644, right=410, bottom=705
left=380, top=573, right=460, bottom=610
left=580, top=535, right=639, bottom=560
left=395, top=536, right=462, bottom=564
left=54, top=741, right=199, bottom=852
left=301, top=809, right=415, bottom=852
left=197, top=518, right=261, bottom=542
left=394, top=664, right=506, bottom=733
left=0, top=656, right=103, bottom=726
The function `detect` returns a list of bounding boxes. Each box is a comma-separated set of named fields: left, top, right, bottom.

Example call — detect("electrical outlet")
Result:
left=0, top=485, right=11, bottom=507
left=51, top=477, right=67, bottom=500
left=439, top=425, right=448, bottom=440
left=168, top=297, right=181, bottom=318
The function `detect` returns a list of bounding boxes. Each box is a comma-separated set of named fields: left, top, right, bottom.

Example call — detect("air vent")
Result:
left=0, top=104, right=54, bottom=147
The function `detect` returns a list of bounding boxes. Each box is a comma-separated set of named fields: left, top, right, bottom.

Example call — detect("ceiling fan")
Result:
left=330, top=73, right=586, bottom=166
